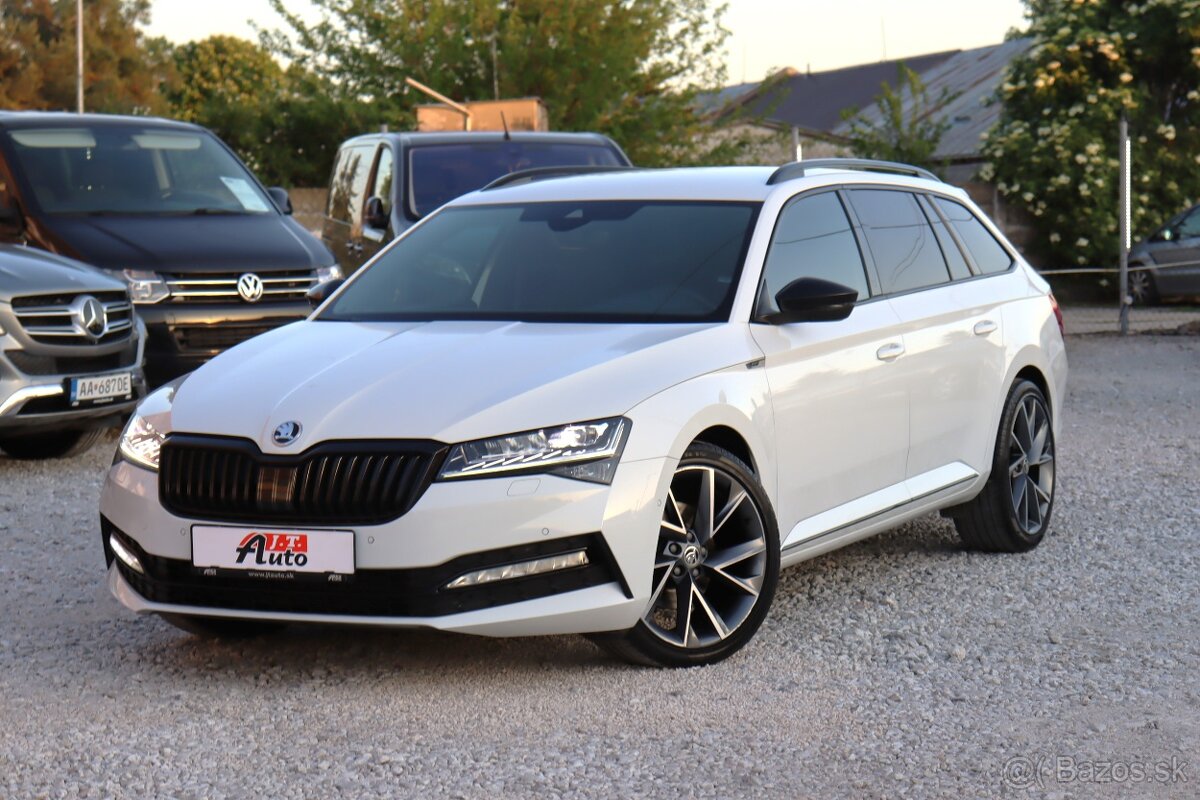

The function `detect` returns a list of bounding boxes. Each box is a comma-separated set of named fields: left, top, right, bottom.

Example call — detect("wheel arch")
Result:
left=690, top=425, right=757, bottom=474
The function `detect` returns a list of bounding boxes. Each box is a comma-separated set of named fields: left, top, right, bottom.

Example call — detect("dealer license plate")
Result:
left=191, top=526, right=355, bottom=575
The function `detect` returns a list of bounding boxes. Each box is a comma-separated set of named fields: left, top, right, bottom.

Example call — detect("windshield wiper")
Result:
left=189, top=207, right=244, bottom=216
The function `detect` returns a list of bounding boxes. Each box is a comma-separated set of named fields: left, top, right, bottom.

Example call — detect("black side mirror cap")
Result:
left=0, top=204, right=25, bottom=238
left=267, top=187, right=293, bottom=215
left=306, top=278, right=345, bottom=309
left=763, top=277, right=858, bottom=324
left=364, top=196, right=389, bottom=230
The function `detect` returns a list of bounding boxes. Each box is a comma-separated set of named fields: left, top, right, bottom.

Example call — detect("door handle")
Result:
left=973, top=320, right=998, bottom=336
left=876, top=342, right=905, bottom=361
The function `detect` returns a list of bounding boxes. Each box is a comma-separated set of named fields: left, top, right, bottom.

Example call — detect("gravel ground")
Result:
left=1, top=335, right=1197, bottom=799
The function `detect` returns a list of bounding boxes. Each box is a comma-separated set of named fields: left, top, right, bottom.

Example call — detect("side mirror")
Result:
left=764, top=277, right=858, bottom=324
left=364, top=196, right=389, bottom=230
left=0, top=203, right=25, bottom=239
left=267, top=187, right=293, bottom=215
left=306, top=278, right=345, bottom=309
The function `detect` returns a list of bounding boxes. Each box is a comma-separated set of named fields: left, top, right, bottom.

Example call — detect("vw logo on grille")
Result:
left=72, top=295, right=108, bottom=341
left=272, top=421, right=303, bottom=446
left=237, top=273, right=264, bottom=303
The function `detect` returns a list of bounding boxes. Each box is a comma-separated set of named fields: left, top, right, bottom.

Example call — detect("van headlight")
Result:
left=123, top=270, right=170, bottom=304
left=316, top=264, right=343, bottom=284
left=118, top=414, right=166, bottom=471
left=438, top=418, right=629, bottom=484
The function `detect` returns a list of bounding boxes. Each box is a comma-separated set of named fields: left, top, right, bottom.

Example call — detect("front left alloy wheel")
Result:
left=591, top=442, right=779, bottom=667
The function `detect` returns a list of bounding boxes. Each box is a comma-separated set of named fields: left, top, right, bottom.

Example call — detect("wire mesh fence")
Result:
left=1040, top=260, right=1200, bottom=335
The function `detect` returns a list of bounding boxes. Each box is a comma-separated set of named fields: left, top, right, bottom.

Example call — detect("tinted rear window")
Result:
left=407, top=142, right=623, bottom=217
left=933, top=197, right=1013, bottom=275
left=849, top=189, right=950, bottom=294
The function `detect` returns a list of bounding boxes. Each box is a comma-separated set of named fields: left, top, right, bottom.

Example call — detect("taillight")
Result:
left=1048, top=293, right=1065, bottom=337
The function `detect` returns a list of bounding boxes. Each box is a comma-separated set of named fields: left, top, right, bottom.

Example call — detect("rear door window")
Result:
left=848, top=189, right=951, bottom=294
left=932, top=197, right=1014, bottom=275
left=327, top=145, right=374, bottom=225
left=758, top=191, right=870, bottom=315
left=368, top=146, right=395, bottom=217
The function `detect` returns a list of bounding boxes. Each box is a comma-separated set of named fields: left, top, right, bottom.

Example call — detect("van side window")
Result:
left=758, top=191, right=870, bottom=315
left=368, top=146, right=394, bottom=217
left=932, top=197, right=1014, bottom=275
left=848, top=189, right=951, bottom=294
left=327, top=145, right=373, bottom=226
left=919, top=195, right=972, bottom=280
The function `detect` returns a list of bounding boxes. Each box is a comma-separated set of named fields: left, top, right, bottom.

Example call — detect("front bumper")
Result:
left=99, top=456, right=671, bottom=636
left=135, top=301, right=310, bottom=384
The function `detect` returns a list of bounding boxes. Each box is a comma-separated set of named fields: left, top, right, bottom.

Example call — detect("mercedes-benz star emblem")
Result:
left=72, top=295, right=108, bottom=341
left=273, top=421, right=302, bottom=446
left=237, top=273, right=264, bottom=303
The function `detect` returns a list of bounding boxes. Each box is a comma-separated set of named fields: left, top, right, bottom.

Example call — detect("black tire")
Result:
left=159, top=613, right=283, bottom=639
left=0, top=428, right=107, bottom=459
left=951, top=379, right=1055, bottom=552
left=589, top=442, right=780, bottom=668
left=1127, top=266, right=1159, bottom=306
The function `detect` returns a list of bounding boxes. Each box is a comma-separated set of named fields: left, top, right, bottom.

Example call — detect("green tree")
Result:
left=983, top=0, right=1200, bottom=266
left=259, top=0, right=731, bottom=165
left=842, top=64, right=952, bottom=173
left=166, top=35, right=386, bottom=187
left=0, top=0, right=171, bottom=113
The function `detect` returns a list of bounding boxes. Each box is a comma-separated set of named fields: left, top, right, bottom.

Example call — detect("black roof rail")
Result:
left=766, top=158, right=940, bottom=185
left=481, top=165, right=640, bottom=191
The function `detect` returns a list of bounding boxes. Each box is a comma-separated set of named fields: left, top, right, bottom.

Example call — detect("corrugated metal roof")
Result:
left=831, top=39, right=1033, bottom=160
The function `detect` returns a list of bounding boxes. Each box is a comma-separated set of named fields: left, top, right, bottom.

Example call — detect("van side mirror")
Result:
left=0, top=204, right=25, bottom=239
left=364, top=196, right=389, bottom=230
left=764, top=277, right=858, bottom=324
left=267, top=187, right=293, bottom=215
left=306, top=278, right=345, bottom=308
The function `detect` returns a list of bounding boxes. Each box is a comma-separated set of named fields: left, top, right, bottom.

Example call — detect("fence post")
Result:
left=1118, top=115, right=1131, bottom=335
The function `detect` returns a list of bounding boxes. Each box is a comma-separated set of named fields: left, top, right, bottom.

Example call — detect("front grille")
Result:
left=5, top=341, right=139, bottom=376
left=159, top=435, right=447, bottom=525
left=11, top=291, right=133, bottom=346
left=163, top=269, right=317, bottom=304
left=104, top=521, right=629, bottom=618
left=170, top=321, right=290, bottom=353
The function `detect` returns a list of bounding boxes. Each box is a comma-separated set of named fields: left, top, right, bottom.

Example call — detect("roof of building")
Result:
left=706, top=39, right=1032, bottom=161
left=831, top=39, right=1034, bottom=161
left=710, top=50, right=959, bottom=134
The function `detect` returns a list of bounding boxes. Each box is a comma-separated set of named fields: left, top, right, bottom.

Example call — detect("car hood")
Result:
left=0, top=243, right=125, bottom=300
left=39, top=214, right=331, bottom=273
left=169, top=320, right=760, bottom=451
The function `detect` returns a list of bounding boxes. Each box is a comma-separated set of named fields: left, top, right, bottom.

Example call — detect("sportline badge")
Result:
left=192, top=526, right=354, bottom=575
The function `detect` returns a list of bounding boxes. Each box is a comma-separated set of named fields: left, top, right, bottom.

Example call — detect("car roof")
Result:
left=339, top=131, right=620, bottom=149
left=0, top=111, right=204, bottom=132
left=449, top=166, right=966, bottom=205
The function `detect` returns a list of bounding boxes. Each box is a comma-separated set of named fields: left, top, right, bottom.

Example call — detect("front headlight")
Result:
left=438, top=417, right=629, bottom=484
left=316, top=264, right=343, bottom=284
left=118, top=414, right=166, bottom=471
left=123, top=270, right=170, bottom=304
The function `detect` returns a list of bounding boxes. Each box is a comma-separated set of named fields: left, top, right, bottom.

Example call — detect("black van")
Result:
left=0, top=112, right=339, bottom=384
left=323, top=131, right=630, bottom=272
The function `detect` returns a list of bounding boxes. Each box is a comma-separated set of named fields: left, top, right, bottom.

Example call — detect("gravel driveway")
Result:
left=1, top=335, right=1197, bottom=799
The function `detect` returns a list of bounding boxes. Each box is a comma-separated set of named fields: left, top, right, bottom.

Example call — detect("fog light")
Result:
left=110, top=534, right=144, bottom=575
left=445, top=550, right=589, bottom=590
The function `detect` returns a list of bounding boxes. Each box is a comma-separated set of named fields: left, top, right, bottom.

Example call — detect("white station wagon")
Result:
left=102, top=160, right=1067, bottom=667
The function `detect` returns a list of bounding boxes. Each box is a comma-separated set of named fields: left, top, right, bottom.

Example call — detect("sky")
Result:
left=143, top=0, right=1029, bottom=83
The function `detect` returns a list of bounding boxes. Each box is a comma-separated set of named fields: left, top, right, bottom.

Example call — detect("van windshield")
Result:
left=407, top=142, right=624, bottom=217
left=320, top=200, right=760, bottom=323
left=3, top=126, right=275, bottom=216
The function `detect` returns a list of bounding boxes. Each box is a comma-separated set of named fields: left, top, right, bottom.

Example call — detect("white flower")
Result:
left=1049, top=232, right=1062, bottom=243
left=1076, top=237, right=1089, bottom=248
left=1074, top=153, right=1087, bottom=164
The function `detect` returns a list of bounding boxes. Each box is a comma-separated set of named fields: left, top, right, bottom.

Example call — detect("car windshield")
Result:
left=321, top=201, right=760, bottom=323
left=407, top=142, right=624, bottom=217
left=3, top=126, right=275, bottom=215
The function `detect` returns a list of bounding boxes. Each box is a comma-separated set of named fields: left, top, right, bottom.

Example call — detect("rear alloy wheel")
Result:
left=951, top=379, right=1055, bottom=552
left=1127, top=268, right=1159, bottom=306
left=590, top=442, right=779, bottom=667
